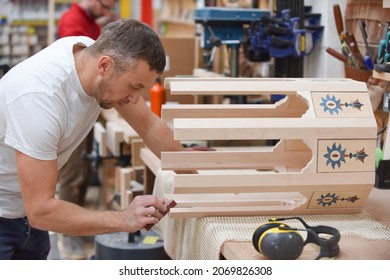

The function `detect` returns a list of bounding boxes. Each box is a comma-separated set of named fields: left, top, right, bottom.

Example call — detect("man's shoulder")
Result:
left=57, top=36, right=95, bottom=46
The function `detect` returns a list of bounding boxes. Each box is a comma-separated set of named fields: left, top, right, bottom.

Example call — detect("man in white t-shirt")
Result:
left=0, top=19, right=183, bottom=260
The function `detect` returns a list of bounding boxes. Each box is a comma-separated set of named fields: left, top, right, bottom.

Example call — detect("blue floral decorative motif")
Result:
left=317, top=193, right=359, bottom=207
left=320, top=94, right=342, bottom=115
left=319, top=95, right=365, bottom=115
left=324, top=142, right=346, bottom=169
left=323, top=142, right=369, bottom=169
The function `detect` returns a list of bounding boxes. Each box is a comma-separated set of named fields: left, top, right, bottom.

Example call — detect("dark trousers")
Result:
left=0, top=217, right=50, bottom=260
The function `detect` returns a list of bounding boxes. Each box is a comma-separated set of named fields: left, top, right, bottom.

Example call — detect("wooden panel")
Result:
left=312, top=92, right=374, bottom=118
left=317, top=139, right=376, bottom=173
left=173, top=118, right=377, bottom=140
left=308, top=189, right=371, bottom=209
left=161, top=150, right=312, bottom=171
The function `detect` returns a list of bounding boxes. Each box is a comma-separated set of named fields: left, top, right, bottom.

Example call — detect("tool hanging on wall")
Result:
left=244, top=6, right=324, bottom=60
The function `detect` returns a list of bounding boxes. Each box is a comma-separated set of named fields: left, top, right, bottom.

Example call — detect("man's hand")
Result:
left=120, top=195, right=167, bottom=232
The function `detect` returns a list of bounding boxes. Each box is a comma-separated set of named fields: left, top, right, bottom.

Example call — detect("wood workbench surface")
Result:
left=221, top=187, right=390, bottom=260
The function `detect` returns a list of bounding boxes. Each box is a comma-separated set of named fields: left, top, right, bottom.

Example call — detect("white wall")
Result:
left=304, top=0, right=346, bottom=78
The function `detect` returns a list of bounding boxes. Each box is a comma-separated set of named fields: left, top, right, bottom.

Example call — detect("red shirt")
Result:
left=58, top=4, right=101, bottom=40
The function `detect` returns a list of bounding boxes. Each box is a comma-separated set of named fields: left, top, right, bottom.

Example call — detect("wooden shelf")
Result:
left=373, top=70, right=390, bottom=81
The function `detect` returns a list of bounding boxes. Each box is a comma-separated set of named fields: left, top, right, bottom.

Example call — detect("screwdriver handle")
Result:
left=333, top=4, right=344, bottom=37
left=326, top=47, right=348, bottom=64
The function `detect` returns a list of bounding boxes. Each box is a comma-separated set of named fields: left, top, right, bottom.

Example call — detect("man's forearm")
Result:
left=142, top=118, right=184, bottom=158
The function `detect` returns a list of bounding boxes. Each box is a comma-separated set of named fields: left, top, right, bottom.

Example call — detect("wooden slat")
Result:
left=166, top=78, right=368, bottom=95
left=140, top=148, right=160, bottom=175
left=168, top=204, right=364, bottom=218
left=161, top=150, right=312, bottom=170
left=106, top=121, right=124, bottom=157
left=172, top=173, right=375, bottom=193
left=117, top=167, right=133, bottom=210
left=162, top=103, right=306, bottom=124
left=131, top=139, right=146, bottom=167
left=165, top=192, right=306, bottom=207
left=173, top=118, right=377, bottom=140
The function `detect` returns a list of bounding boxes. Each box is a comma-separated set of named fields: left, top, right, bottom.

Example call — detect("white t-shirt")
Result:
left=0, top=36, right=102, bottom=218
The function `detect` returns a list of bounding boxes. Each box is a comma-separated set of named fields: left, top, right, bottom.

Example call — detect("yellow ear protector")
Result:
left=252, top=217, right=340, bottom=260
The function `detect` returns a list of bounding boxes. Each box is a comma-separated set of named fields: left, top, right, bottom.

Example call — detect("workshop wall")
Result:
left=304, top=0, right=346, bottom=79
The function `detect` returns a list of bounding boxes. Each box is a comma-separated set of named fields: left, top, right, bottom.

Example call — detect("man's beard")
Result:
left=95, top=79, right=113, bottom=109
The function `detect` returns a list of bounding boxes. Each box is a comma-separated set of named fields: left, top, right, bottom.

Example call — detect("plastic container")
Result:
left=150, top=78, right=165, bottom=117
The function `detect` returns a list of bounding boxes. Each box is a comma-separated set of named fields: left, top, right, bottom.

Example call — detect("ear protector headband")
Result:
left=252, top=217, right=340, bottom=260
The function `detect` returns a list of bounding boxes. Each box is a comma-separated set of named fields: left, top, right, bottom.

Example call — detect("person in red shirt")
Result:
left=59, top=0, right=117, bottom=40
left=56, top=0, right=117, bottom=260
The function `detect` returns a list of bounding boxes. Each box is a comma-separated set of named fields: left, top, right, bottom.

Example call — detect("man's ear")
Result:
left=97, top=56, right=112, bottom=75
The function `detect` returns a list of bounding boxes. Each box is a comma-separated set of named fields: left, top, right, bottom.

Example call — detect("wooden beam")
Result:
left=168, top=204, right=364, bottom=218
left=172, top=118, right=377, bottom=140
left=166, top=78, right=368, bottom=95
left=161, top=150, right=312, bottom=170
left=165, top=192, right=306, bottom=207
left=162, top=102, right=306, bottom=124
left=172, top=173, right=375, bottom=192
left=140, top=148, right=160, bottom=175
left=106, top=121, right=124, bottom=157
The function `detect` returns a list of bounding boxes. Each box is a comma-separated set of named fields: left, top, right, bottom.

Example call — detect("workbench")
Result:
left=141, top=147, right=390, bottom=260
left=221, top=187, right=390, bottom=260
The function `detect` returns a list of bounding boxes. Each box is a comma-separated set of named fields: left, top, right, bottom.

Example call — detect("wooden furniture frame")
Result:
left=159, top=77, right=377, bottom=218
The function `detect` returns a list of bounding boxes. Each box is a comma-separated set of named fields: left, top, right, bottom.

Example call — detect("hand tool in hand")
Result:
left=144, top=199, right=177, bottom=231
